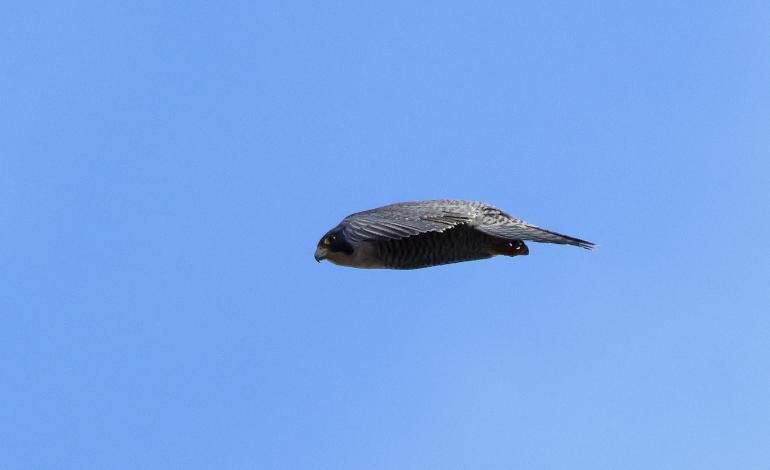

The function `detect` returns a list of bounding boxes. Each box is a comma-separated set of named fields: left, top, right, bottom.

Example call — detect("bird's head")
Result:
left=314, top=227, right=354, bottom=264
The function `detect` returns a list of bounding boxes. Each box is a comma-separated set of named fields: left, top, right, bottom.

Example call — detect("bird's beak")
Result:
left=314, top=246, right=328, bottom=263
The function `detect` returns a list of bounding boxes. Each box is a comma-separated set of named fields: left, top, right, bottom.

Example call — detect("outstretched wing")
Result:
left=340, top=200, right=480, bottom=243
left=475, top=206, right=595, bottom=249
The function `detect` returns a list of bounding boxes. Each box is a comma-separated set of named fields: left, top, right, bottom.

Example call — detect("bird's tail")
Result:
left=479, top=222, right=595, bottom=250
left=528, top=226, right=595, bottom=249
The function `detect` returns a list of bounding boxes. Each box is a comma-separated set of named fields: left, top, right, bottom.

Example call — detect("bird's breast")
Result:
left=325, top=241, right=386, bottom=269
left=371, top=226, right=495, bottom=269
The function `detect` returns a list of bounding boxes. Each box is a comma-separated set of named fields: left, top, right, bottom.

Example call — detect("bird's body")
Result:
left=314, top=200, right=593, bottom=269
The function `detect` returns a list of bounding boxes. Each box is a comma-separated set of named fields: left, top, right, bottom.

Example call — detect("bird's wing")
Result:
left=340, top=200, right=479, bottom=242
left=475, top=207, right=595, bottom=249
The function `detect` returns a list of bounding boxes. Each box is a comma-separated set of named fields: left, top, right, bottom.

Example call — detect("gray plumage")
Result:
left=314, top=200, right=593, bottom=269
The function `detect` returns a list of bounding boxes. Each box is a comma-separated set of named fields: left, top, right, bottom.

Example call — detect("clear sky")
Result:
left=2, top=1, right=770, bottom=469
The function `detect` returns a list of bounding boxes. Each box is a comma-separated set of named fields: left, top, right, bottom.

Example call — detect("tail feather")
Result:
left=478, top=222, right=595, bottom=250
left=534, top=226, right=595, bottom=249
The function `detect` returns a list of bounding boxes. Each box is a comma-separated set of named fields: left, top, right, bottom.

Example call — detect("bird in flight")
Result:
left=314, top=200, right=593, bottom=269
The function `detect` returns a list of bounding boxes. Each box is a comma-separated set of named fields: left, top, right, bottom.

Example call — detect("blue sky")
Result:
left=2, top=1, right=770, bottom=468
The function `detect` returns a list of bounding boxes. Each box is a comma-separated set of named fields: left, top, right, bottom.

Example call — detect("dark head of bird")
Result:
left=314, top=227, right=354, bottom=263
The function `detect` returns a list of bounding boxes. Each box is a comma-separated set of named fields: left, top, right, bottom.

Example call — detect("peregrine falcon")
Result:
left=314, top=200, right=593, bottom=269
